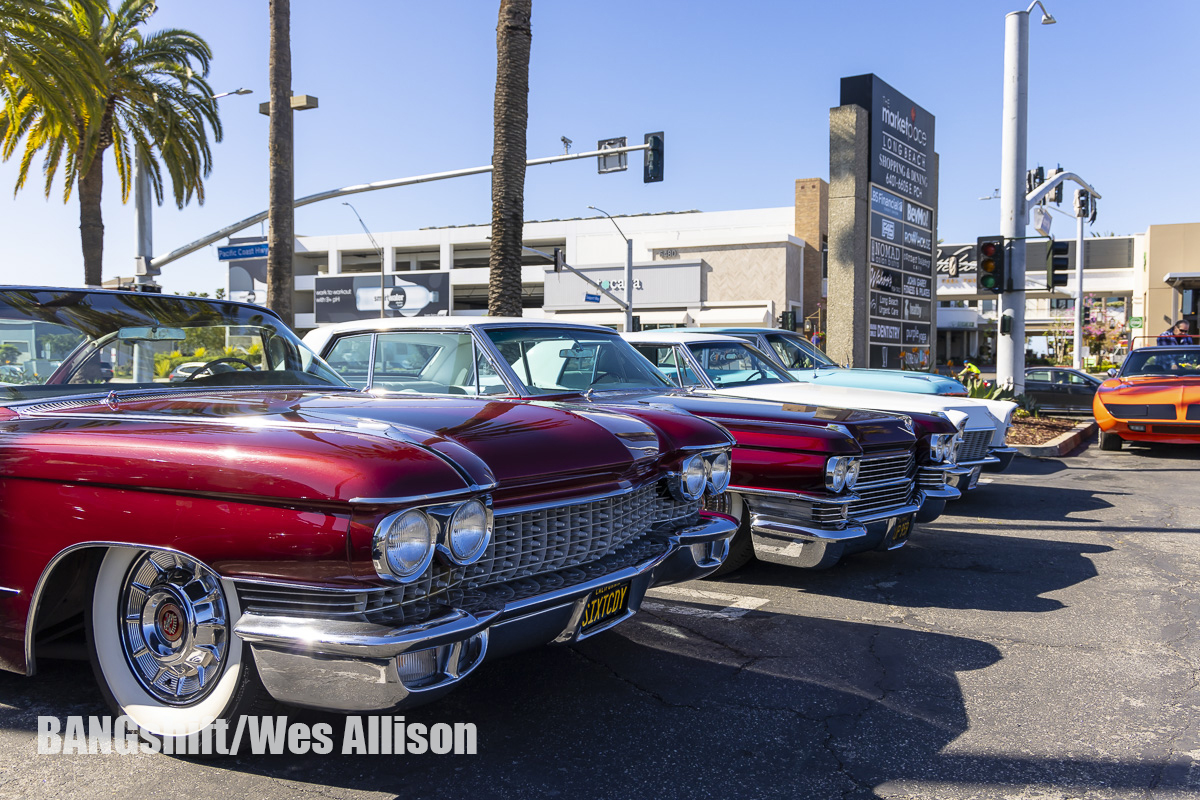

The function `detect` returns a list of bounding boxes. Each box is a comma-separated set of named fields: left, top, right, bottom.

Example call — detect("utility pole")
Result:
left=997, top=1, right=1056, bottom=395
left=1073, top=205, right=1085, bottom=370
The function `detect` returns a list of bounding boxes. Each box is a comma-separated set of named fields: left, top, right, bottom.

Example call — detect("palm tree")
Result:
left=487, top=0, right=532, bottom=317
left=0, top=0, right=222, bottom=287
left=266, top=0, right=293, bottom=324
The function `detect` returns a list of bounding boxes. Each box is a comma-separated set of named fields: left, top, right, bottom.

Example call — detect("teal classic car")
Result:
left=683, top=328, right=969, bottom=397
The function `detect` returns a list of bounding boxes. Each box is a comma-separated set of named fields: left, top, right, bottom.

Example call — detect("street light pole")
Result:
left=588, top=205, right=634, bottom=331
left=997, top=1, right=1055, bottom=396
left=133, top=89, right=252, bottom=286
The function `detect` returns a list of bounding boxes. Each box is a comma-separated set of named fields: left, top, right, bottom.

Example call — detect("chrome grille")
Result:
left=237, top=481, right=696, bottom=626
left=855, top=451, right=914, bottom=487
left=958, top=429, right=992, bottom=462
left=464, top=482, right=692, bottom=587
left=848, top=449, right=915, bottom=520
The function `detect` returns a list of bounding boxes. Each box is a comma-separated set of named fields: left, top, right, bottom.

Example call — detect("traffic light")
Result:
left=1083, top=307, right=1092, bottom=323
left=778, top=311, right=796, bottom=331
left=643, top=132, right=664, bottom=183
left=976, top=236, right=1005, bottom=294
left=1047, top=240, right=1070, bottom=288
left=1051, top=167, right=1064, bottom=204
left=553, top=247, right=565, bottom=273
left=1074, top=189, right=1090, bottom=218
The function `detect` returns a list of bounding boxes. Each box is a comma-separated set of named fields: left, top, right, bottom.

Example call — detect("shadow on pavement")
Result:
left=726, top=528, right=1110, bottom=613
left=1, top=607, right=1188, bottom=798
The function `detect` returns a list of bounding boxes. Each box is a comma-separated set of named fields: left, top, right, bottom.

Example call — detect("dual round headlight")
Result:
left=824, top=456, right=861, bottom=493
left=675, top=450, right=732, bottom=501
left=373, top=497, right=493, bottom=583
left=929, top=433, right=960, bottom=466
left=706, top=450, right=731, bottom=494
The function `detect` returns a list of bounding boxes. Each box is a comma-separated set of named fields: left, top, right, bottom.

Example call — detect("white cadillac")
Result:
left=621, top=331, right=1017, bottom=487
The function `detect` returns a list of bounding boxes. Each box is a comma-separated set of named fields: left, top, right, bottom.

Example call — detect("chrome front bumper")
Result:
left=739, top=486, right=930, bottom=569
left=981, top=446, right=1017, bottom=473
left=233, top=514, right=737, bottom=713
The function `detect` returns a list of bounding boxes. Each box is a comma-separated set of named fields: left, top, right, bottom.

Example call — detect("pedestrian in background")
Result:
left=1157, top=320, right=1195, bottom=345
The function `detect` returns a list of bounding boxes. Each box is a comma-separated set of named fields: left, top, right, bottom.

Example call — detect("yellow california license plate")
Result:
left=580, top=582, right=631, bottom=633
left=892, top=514, right=914, bottom=544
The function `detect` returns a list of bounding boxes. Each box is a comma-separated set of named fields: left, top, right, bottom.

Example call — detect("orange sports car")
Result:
left=1093, top=344, right=1200, bottom=450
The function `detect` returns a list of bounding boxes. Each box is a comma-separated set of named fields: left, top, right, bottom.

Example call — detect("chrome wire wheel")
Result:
left=119, top=551, right=229, bottom=705
left=89, top=547, right=259, bottom=740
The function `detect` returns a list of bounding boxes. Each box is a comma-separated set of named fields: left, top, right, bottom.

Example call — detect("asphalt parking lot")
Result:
left=2, top=439, right=1199, bottom=799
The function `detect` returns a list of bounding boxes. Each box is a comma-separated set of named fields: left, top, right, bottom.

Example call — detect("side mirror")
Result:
left=1106, top=368, right=1118, bottom=378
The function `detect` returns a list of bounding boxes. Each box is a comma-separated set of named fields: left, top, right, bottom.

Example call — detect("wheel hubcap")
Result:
left=119, top=552, right=229, bottom=705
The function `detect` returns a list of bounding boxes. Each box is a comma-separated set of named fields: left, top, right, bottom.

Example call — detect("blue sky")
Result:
left=2, top=0, right=1196, bottom=294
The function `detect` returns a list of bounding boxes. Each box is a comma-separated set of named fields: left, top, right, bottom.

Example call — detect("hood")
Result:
left=573, top=389, right=914, bottom=454
left=1100, top=377, right=1200, bottom=407
left=2, top=390, right=687, bottom=507
left=720, top=382, right=1010, bottom=440
left=792, top=367, right=966, bottom=396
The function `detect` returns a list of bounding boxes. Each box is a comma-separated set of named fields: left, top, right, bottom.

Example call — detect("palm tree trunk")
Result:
left=487, top=0, right=532, bottom=318
left=78, top=145, right=105, bottom=286
left=267, top=0, right=293, bottom=325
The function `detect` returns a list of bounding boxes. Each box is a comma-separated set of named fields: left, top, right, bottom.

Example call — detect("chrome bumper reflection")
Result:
left=233, top=515, right=737, bottom=713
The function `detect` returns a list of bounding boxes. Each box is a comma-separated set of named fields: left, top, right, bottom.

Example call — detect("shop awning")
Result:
left=1164, top=272, right=1200, bottom=289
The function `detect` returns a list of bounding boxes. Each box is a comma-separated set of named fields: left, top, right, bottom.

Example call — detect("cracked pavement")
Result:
left=2, top=439, right=1198, bottom=799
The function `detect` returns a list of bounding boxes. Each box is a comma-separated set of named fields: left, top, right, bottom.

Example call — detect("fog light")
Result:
left=396, top=647, right=440, bottom=686
left=1129, top=424, right=1146, bottom=432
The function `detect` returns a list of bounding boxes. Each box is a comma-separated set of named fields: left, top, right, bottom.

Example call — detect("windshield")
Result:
left=0, top=289, right=348, bottom=402
left=763, top=332, right=837, bottom=369
left=685, top=342, right=793, bottom=388
left=482, top=327, right=673, bottom=396
left=1119, top=348, right=1200, bottom=378
left=322, top=330, right=510, bottom=395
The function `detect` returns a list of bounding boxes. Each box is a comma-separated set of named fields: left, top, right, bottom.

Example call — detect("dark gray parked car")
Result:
left=1024, top=367, right=1101, bottom=413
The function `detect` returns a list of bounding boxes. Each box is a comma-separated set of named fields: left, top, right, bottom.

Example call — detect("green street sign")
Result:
left=1130, top=317, right=1143, bottom=329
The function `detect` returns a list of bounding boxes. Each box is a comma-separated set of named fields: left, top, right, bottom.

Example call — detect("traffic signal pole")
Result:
left=997, top=8, right=1031, bottom=395
left=1074, top=211, right=1085, bottom=370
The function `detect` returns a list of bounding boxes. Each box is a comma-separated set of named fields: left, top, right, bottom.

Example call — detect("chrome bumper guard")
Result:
left=918, top=466, right=964, bottom=500
left=233, top=515, right=737, bottom=713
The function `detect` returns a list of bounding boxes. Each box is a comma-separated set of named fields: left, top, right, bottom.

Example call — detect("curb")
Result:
left=1014, top=420, right=1098, bottom=458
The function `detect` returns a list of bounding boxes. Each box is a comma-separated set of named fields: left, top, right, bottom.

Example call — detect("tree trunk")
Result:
left=487, top=0, right=532, bottom=318
left=78, top=145, right=105, bottom=286
left=267, top=0, right=294, bottom=325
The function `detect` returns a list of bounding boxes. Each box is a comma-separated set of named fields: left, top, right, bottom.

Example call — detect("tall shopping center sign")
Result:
left=827, top=74, right=937, bottom=370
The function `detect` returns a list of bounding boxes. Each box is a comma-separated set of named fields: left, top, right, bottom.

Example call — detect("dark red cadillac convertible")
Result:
left=0, top=288, right=737, bottom=746
left=303, top=318, right=963, bottom=574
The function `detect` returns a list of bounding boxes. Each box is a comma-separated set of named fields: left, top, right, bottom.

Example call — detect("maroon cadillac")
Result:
left=0, top=288, right=738, bottom=746
left=304, top=318, right=962, bottom=575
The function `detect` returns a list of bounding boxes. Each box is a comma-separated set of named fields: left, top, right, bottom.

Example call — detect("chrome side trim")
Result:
left=0, top=586, right=19, bottom=597
left=349, top=486, right=495, bottom=505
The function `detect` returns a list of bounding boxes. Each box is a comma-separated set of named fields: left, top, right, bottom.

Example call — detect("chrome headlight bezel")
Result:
left=824, top=455, right=860, bottom=493
left=372, top=509, right=436, bottom=583
left=445, top=497, right=493, bottom=565
left=678, top=453, right=707, bottom=500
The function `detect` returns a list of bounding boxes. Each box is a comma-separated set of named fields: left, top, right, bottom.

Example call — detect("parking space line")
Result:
left=643, top=586, right=770, bottom=619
